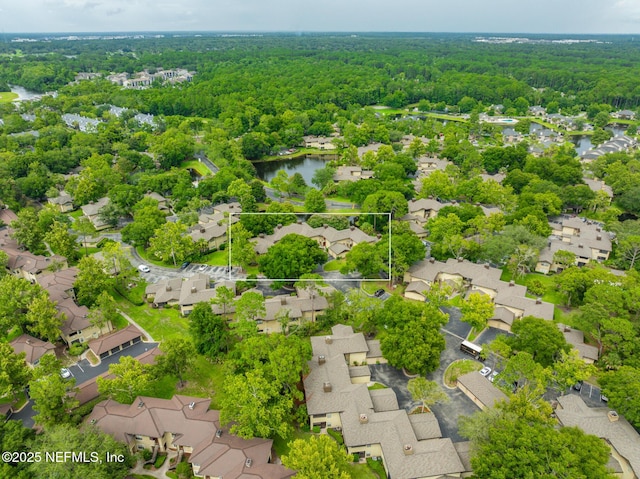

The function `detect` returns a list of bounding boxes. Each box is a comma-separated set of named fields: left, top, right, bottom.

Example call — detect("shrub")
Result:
left=352, top=453, right=360, bottom=463
left=527, top=279, right=546, bottom=297
left=312, top=425, right=321, bottom=433
left=142, top=449, right=153, bottom=461
left=155, top=454, right=167, bottom=468
left=68, top=342, right=88, bottom=356
left=327, top=428, right=344, bottom=445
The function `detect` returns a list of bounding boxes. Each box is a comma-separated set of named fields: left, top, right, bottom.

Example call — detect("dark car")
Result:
left=573, top=380, right=583, bottom=391
left=180, top=261, right=191, bottom=270
left=374, top=289, right=386, bottom=297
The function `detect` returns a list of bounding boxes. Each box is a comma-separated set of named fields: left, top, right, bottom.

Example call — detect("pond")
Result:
left=254, top=154, right=337, bottom=186
left=10, top=85, right=44, bottom=101
left=570, top=124, right=627, bottom=156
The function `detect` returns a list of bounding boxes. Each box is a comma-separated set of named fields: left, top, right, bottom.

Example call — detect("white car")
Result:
left=488, top=370, right=499, bottom=383
left=197, top=264, right=207, bottom=272
left=60, top=368, right=72, bottom=379
left=479, top=366, right=492, bottom=377
left=138, top=264, right=151, bottom=273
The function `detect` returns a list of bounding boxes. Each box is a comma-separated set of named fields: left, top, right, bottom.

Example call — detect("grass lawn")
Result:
left=0, top=391, right=27, bottom=410
left=0, top=92, right=18, bottom=103
left=554, top=306, right=581, bottom=326
left=136, top=246, right=177, bottom=268
left=325, top=195, right=354, bottom=204
left=500, top=270, right=566, bottom=305
left=444, top=359, right=482, bottom=387
left=424, top=112, right=468, bottom=122
left=347, top=463, right=379, bottom=479
left=112, top=313, right=129, bottom=330
left=273, top=429, right=315, bottom=457
left=361, top=281, right=388, bottom=295
left=179, top=357, right=227, bottom=409
left=324, top=259, right=346, bottom=272
left=180, top=160, right=212, bottom=177
left=68, top=209, right=84, bottom=219
left=199, top=249, right=229, bottom=266
left=114, top=296, right=189, bottom=341
left=368, top=382, right=388, bottom=390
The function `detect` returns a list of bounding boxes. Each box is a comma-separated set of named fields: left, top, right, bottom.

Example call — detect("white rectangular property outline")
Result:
left=226, top=212, right=392, bottom=283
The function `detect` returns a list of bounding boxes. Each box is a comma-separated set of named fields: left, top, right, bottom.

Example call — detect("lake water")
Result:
left=10, top=85, right=44, bottom=101
left=254, top=154, right=336, bottom=185
left=570, top=125, right=627, bottom=156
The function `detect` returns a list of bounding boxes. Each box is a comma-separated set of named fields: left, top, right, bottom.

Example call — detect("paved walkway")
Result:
left=129, top=455, right=175, bottom=478
left=118, top=310, right=155, bottom=342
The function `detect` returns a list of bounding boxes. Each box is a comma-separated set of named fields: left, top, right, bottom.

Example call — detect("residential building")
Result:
left=404, top=258, right=554, bottom=329
left=144, top=192, right=170, bottom=211
left=557, top=324, right=599, bottom=364
left=555, top=395, right=640, bottom=478
left=581, top=135, right=637, bottom=162
left=415, top=157, right=451, bottom=176
left=80, top=197, right=111, bottom=231
left=456, top=372, right=508, bottom=410
left=332, top=166, right=374, bottom=182
left=302, top=135, right=338, bottom=150
left=1, top=225, right=67, bottom=282
left=88, top=324, right=143, bottom=360
left=87, top=395, right=294, bottom=479
left=528, top=105, right=546, bottom=116
left=10, top=334, right=56, bottom=367
left=304, top=325, right=468, bottom=479
left=252, top=222, right=377, bottom=259
left=535, top=218, right=612, bottom=274
left=613, top=109, right=636, bottom=120
left=47, top=190, right=74, bottom=212
left=583, top=178, right=613, bottom=202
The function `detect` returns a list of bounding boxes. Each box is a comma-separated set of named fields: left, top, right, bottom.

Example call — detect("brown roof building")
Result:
left=87, top=395, right=294, bottom=479
left=10, top=334, right=56, bottom=366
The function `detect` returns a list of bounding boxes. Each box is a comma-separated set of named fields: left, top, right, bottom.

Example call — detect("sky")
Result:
left=2, top=0, right=640, bottom=34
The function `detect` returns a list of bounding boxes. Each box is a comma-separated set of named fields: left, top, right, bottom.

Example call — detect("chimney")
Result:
left=318, top=355, right=326, bottom=365
left=325, top=336, right=333, bottom=344
left=484, top=263, right=490, bottom=269
left=596, top=235, right=602, bottom=241
left=429, top=258, right=435, bottom=264
left=323, top=382, right=332, bottom=393
left=359, top=414, right=368, bottom=424
left=166, top=285, right=172, bottom=292
left=191, top=286, right=197, bottom=293
left=323, top=224, right=328, bottom=229
left=350, top=226, right=355, bottom=231
left=596, top=227, right=601, bottom=232
left=457, top=257, right=463, bottom=262
left=509, top=280, right=515, bottom=287
left=200, top=227, right=205, bottom=233
left=376, top=234, right=381, bottom=239
left=536, top=297, right=542, bottom=304
left=608, top=411, right=619, bottom=422
left=428, top=195, right=434, bottom=199
left=297, top=219, right=302, bottom=224
left=411, top=198, right=416, bottom=203
left=188, top=401, right=195, bottom=410
left=259, top=233, right=265, bottom=238
left=281, top=297, right=287, bottom=305
left=277, top=224, right=282, bottom=229
left=578, top=244, right=584, bottom=249
left=216, top=429, right=223, bottom=438
left=403, top=444, right=414, bottom=455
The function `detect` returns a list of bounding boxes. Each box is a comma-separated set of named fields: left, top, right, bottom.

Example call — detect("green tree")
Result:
left=460, top=292, right=495, bottom=331
left=304, top=188, right=327, bottom=213
left=553, top=249, right=577, bottom=270
left=25, top=293, right=63, bottom=342
left=151, top=127, right=195, bottom=169
left=258, top=233, right=328, bottom=286
left=407, top=377, right=449, bottom=412
left=234, top=291, right=266, bottom=323
left=148, top=221, right=196, bottom=267
left=74, top=256, right=113, bottom=307
left=73, top=216, right=95, bottom=256
left=311, top=166, right=336, bottom=190
left=342, top=241, right=384, bottom=277
left=507, top=244, right=539, bottom=279
left=220, top=368, right=293, bottom=439
left=509, top=316, right=570, bottom=368
left=380, top=301, right=447, bottom=375
left=42, top=220, right=77, bottom=261
left=362, top=190, right=408, bottom=222
left=600, top=366, right=640, bottom=428
left=211, top=285, right=236, bottom=319
left=551, top=349, right=596, bottom=392
left=10, top=208, right=44, bottom=252
left=189, top=302, right=229, bottom=358
left=29, top=424, right=132, bottom=479
left=0, top=343, right=31, bottom=401
left=101, top=240, right=137, bottom=288
left=87, top=291, right=117, bottom=334
left=30, top=374, right=78, bottom=427
left=376, top=222, right=424, bottom=284
left=618, top=235, right=640, bottom=270
left=155, top=337, right=196, bottom=388
left=0, top=275, right=42, bottom=334
left=120, top=199, right=167, bottom=247
left=270, top=169, right=291, bottom=200
left=96, top=355, right=152, bottom=404
left=461, top=402, right=614, bottom=479
left=282, top=435, right=351, bottom=479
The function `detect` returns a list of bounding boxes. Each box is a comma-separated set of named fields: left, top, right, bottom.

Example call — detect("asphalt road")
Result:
left=14, top=340, right=158, bottom=429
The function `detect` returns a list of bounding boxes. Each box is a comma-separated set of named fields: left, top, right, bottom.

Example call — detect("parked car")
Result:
left=138, top=264, right=151, bottom=273
left=180, top=261, right=191, bottom=270
left=374, top=289, right=386, bottom=298
left=479, top=366, right=492, bottom=377
left=197, top=264, right=207, bottom=272
left=60, top=368, right=72, bottom=379
left=600, top=394, right=608, bottom=402
left=488, top=370, right=499, bottom=383
left=573, top=380, right=583, bottom=391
